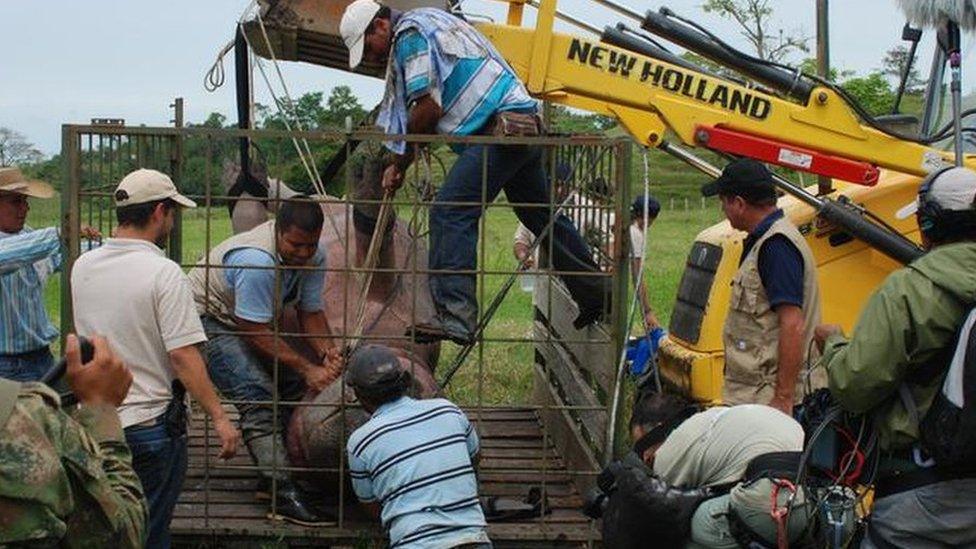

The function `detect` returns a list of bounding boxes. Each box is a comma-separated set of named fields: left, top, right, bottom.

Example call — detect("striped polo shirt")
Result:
left=347, top=396, right=489, bottom=548
left=378, top=8, right=538, bottom=154
left=0, top=226, right=61, bottom=354
left=395, top=29, right=537, bottom=137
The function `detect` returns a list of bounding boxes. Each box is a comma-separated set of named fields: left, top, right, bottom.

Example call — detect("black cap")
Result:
left=700, top=159, right=777, bottom=201
left=345, top=344, right=408, bottom=397
left=631, top=194, right=661, bottom=217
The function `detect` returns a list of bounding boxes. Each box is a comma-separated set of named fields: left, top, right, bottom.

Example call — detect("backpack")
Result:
left=905, top=307, right=976, bottom=473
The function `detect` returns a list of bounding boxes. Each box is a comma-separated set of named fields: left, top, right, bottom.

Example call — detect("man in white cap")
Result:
left=339, top=0, right=611, bottom=344
left=815, top=166, right=976, bottom=547
left=71, top=168, right=242, bottom=549
left=0, top=166, right=98, bottom=381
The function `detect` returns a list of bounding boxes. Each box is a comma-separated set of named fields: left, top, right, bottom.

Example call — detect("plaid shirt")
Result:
left=0, top=226, right=61, bottom=354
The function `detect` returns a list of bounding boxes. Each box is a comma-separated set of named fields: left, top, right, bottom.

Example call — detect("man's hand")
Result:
left=321, top=347, right=343, bottom=370
left=80, top=225, right=102, bottom=240
left=213, top=415, right=242, bottom=460
left=813, top=324, right=843, bottom=353
left=303, top=364, right=340, bottom=393
left=382, top=164, right=405, bottom=194
left=66, top=334, right=132, bottom=407
left=644, top=312, right=660, bottom=332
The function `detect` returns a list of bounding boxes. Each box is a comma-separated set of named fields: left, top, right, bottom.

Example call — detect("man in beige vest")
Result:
left=187, top=199, right=339, bottom=525
left=701, top=159, right=824, bottom=413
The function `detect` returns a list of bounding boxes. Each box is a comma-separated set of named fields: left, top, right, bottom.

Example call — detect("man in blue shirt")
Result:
left=339, top=0, right=610, bottom=344
left=187, top=199, right=340, bottom=525
left=345, top=344, right=490, bottom=548
left=701, top=159, right=823, bottom=412
left=0, top=167, right=99, bottom=381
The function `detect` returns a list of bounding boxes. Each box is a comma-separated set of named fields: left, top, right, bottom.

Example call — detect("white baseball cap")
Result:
left=340, top=0, right=382, bottom=69
left=0, top=167, right=54, bottom=199
left=896, top=166, right=976, bottom=219
left=114, top=169, right=196, bottom=208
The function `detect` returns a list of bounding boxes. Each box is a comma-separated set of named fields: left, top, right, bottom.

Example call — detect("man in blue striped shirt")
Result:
left=345, top=344, right=490, bottom=548
left=340, top=1, right=610, bottom=344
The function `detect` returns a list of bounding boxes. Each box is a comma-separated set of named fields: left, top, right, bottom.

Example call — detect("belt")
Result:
left=875, top=466, right=976, bottom=499
left=0, top=346, right=50, bottom=359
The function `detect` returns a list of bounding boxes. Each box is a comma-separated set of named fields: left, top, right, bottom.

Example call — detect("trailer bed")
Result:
left=171, top=406, right=599, bottom=547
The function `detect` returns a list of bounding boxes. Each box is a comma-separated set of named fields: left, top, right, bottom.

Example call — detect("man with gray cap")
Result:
left=815, top=166, right=976, bottom=547
left=71, top=168, right=241, bottom=549
left=345, top=344, right=490, bottom=548
left=0, top=166, right=98, bottom=381
left=702, top=159, right=824, bottom=413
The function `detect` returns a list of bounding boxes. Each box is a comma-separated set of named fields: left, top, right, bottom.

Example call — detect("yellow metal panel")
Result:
left=476, top=22, right=972, bottom=177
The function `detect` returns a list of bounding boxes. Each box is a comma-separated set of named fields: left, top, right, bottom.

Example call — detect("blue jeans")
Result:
left=200, top=316, right=305, bottom=481
left=430, top=144, right=607, bottom=334
left=0, top=347, right=54, bottom=382
left=124, top=420, right=188, bottom=549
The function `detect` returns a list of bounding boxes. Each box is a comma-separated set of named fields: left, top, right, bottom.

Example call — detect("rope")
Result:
left=204, top=39, right=234, bottom=92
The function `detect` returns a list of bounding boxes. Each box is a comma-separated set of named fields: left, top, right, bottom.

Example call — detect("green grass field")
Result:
left=32, top=191, right=722, bottom=405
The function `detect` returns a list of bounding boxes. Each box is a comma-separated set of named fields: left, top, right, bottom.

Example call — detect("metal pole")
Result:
left=169, top=98, right=184, bottom=263
left=816, top=0, right=833, bottom=195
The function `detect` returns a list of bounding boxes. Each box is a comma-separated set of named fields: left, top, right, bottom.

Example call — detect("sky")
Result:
left=0, top=0, right=941, bottom=155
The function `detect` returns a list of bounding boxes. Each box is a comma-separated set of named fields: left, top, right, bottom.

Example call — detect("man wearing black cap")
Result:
left=702, top=159, right=824, bottom=413
left=345, top=344, right=490, bottom=549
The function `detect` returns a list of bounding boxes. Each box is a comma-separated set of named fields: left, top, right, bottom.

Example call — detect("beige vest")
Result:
left=187, top=220, right=291, bottom=327
left=722, top=216, right=825, bottom=405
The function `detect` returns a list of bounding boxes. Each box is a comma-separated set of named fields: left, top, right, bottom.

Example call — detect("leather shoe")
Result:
left=266, top=481, right=334, bottom=526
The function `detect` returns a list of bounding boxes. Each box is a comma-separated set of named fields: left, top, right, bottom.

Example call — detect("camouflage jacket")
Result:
left=0, top=379, right=146, bottom=548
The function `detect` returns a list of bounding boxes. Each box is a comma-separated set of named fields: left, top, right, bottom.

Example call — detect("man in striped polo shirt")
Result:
left=340, top=0, right=610, bottom=345
left=345, top=345, right=490, bottom=548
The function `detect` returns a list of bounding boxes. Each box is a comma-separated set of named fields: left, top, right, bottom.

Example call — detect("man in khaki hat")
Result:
left=71, top=168, right=241, bottom=549
left=0, top=166, right=96, bottom=381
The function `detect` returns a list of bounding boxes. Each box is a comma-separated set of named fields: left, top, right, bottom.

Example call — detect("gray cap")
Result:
left=345, top=344, right=408, bottom=395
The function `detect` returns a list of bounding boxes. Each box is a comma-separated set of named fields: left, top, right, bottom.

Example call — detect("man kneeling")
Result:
left=599, top=392, right=812, bottom=548
left=345, top=345, right=491, bottom=548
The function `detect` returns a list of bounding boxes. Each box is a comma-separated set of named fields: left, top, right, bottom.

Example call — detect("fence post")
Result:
left=60, top=125, right=81, bottom=341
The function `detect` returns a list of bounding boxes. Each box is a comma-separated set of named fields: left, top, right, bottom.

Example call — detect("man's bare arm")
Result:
left=384, top=96, right=443, bottom=192
left=298, top=309, right=339, bottom=362
left=771, top=304, right=805, bottom=413
left=169, top=345, right=241, bottom=459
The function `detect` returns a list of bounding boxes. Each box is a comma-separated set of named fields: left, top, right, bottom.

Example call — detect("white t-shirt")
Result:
left=629, top=223, right=645, bottom=260
left=71, top=238, right=207, bottom=428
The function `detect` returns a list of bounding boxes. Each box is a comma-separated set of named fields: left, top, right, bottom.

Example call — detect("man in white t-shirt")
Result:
left=71, top=169, right=241, bottom=549
left=628, top=194, right=662, bottom=333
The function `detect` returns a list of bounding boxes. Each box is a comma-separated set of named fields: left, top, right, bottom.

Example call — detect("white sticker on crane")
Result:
left=922, top=151, right=951, bottom=173
left=777, top=149, right=813, bottom=169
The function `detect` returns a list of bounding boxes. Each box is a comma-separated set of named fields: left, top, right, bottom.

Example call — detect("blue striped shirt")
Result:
left=0, top=226, right=62, bottom=354
left=347, top=396, right=489, bottom=549
left=378, top=8, right=538, bottom=154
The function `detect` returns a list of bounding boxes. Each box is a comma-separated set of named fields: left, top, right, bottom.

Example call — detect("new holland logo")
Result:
left=567, top=39, right=772, bottom=121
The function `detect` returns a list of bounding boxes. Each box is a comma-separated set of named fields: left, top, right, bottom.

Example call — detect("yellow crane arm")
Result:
left=476, top=0, right=970, bottom=180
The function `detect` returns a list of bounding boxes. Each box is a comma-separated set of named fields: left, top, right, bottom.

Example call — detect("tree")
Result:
left=840, top=72, right=895, bottom=116
left=0, top=128, right=43, bottom=167
left=320, top=85, right=367, bottom=128
left=881, top=45, right=925, bottom=94
left=701, top=0, right=810, bottom=63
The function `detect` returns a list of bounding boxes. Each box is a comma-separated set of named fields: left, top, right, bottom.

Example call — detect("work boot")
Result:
left=266, top=480, right=334, bottom=526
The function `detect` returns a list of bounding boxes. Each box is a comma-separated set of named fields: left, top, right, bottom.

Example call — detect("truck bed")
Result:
left=171, top=406, right=599, bottom=547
